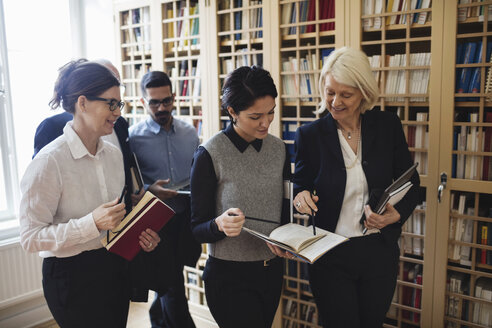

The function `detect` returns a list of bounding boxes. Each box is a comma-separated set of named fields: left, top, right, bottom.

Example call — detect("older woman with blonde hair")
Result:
left=293, top=47, right=420, bottom=327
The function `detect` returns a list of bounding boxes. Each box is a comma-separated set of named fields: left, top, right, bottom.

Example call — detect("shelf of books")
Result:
left=440, top=2, right=492, bottom=327
left=278, top=1, right=337, bottom=326
left=360, top=1, right=436, bottom=327
left=217, top=0, right=265, bottom=129
left=116, top=3, right=153, bottom=126
left=162, top=0, right=203, bottom=140
left=279, top=0, right=336, bottom=164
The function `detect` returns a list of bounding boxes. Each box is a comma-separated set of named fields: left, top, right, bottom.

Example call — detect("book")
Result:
left=243, top=223, right=348, bottom=264
left=130, top=153, right=144, bottom=194
left=360, top=162, right=418, bottom=232
left=101, top=191, right=175, bottom=261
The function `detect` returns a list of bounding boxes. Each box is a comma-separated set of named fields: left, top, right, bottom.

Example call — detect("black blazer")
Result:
left=293, top=110, right=420, bottom=245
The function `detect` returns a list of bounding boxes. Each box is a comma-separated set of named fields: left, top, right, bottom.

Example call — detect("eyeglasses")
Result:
left=85, top=96, right=125, bottom=112
left=145, top=96, right=173, bottom=109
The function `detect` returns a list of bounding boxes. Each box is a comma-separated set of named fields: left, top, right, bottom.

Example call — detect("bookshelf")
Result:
left=114, top=1, right=153, bottom=126
left=356, top=1, right=441, bottom=327
left=215, top=0, right=267, bottom=130
left=162, top=0, right=203, bottom=141
left=111, top=1, right=492, bottom=327
left=278, top=0, right=339, bottom=165
left=436, top=1, right=492, bottom=327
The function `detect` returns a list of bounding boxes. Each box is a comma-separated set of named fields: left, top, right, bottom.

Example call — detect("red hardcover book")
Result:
left=101, top=191, right=175, bottom=261
left=306, top=0, right=316, bottom=33
left=320, top=0, right=330, bottom=31
left=327, top=0, right=335, bottom=31
left=414, top=274, right=423, bottom=322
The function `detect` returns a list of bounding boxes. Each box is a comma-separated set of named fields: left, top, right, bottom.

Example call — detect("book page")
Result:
left=297, top=227, right=349, bottom=263
left=269, top=223, right=326, bottom=252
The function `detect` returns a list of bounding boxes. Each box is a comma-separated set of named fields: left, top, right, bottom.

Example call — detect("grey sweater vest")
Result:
left=203, top=132, right=285, bottom=261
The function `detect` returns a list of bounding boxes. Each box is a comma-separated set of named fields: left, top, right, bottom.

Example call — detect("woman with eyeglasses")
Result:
left=19, top=59, right=160, bottom=327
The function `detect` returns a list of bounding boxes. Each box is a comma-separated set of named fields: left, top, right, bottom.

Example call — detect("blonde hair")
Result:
left=318, top=47, right=379, bottom=114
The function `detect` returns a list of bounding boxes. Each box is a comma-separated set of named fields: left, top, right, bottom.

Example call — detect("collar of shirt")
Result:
left=63, top=122, right=107, bottom=159
left=223, top=123, right=263, bottom=153
left=146, top=116, right=175, bottom=134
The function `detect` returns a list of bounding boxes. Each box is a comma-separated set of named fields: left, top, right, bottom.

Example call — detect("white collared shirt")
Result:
left=19, top=122, right=125, bottom=258
left=334, top=130, right=372, bottom=238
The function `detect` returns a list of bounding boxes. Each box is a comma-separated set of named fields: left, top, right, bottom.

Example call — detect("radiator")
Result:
left=0, top=242, right=43, bottom=309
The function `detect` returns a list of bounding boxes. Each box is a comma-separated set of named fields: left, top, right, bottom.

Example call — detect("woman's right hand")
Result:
left=92, top=197, right=126, bottom=231
left=214, top=208, right=245, bottom=237
left=293, top=190, right=319, bottom=215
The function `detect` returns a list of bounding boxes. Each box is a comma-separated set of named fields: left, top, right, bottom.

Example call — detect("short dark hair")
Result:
left=140, top=71, right=172, bottom=97
left=49, top=59, right=120, bottom=113
left=221, top=66, right=278, bottom=123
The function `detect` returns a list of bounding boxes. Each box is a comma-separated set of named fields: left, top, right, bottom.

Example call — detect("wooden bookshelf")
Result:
left=356, top=1, right=440, bottom=327
left=435, top=1, right=492, bottom=327
left=114, top=1, right=153, bottom=126
left=161, top=0, right=203, bottom=141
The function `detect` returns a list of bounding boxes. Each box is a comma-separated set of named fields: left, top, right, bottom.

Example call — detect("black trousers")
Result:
left=308, top=233, right=399, bottom=328
left=149, top=265, right=196, bottom=328
left=203, top=256, right=283, bottom=328
left=42, top=248, right=130, bottom=328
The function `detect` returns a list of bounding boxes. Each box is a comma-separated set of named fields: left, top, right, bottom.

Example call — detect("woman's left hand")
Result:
left=363, top=203, right=401, bottom=230
left=139, top=228, right=161, bottom=252
left=265, top=242, right=295, bottom=259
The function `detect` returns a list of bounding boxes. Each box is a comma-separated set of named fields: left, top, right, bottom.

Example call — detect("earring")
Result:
left=232, top=118, right=237, bottom=124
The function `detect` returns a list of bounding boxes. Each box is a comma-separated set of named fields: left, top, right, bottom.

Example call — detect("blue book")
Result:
left=413, top=0, right=422, bottom=23
left=321, top=48, right=334, bottom=66
left=234, top=0, right=242, bottom=40
left=456, top=42, right=477, bottom=100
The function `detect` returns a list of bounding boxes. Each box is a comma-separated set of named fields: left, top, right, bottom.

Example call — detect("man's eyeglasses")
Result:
left=85, top=96, right=125, bottom=112
left=145, top=96, right=173, bottom=109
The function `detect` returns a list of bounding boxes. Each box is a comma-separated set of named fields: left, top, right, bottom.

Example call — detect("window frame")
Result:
left=0, top=0, right=20, bottom=239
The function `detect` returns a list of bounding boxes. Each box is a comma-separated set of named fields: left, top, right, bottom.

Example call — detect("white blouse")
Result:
left=19, top=122, right=125, bottom=258
left=334, top=129, right=374, bottom=238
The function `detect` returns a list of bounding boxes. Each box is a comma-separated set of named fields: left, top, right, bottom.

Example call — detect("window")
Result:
left=0, top=0, right=19, bottom=239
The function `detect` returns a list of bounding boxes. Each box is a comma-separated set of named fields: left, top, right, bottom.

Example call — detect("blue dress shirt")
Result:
left=129, top=117, right=199, bottom=211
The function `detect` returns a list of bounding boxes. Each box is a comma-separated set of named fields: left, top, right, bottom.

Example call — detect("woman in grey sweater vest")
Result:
left=190, top=66, right=292, bottom=328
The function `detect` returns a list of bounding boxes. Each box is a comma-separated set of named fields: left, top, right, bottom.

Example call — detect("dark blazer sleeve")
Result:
left=114, top=116, right=133, bottom=214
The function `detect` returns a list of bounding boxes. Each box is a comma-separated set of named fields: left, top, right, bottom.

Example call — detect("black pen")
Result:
left=311, top=190, right=317, bottom=235
left=118, top=186, right=127, bottom=204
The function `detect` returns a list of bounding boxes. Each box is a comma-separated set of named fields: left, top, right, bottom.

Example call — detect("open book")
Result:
left=360, top=162, right=418, bottom=233
left=101, top=191, right=175, bottom=261
left=243, top=223, right=348, bottom=264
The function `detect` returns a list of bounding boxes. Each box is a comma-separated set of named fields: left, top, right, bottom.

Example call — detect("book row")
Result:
left=164, top=1, right=200, bottom=49
left=448, top=193, right=492, bottom=267
left=387, top=263, right=423, bottom=324
left=282, top=294, right=319, bottom=328
left=457, top=0, right=492, bottom=22
left=280, top=0, right=335, bottom=36
left=367, top=53, right=431, bottom=102
left=455, top=41, right=492, bottom=101
left=401, top=202, right=426, bottom=257
left=445, top=273, right=492, bottom=327
left=121, top=8, right=151, bottom=55
left=362, top=0, right=432, bottom=30
left=169, top=59, right=201, bottom=99
left=219, top=0, right=263, bottom=41
left=221, top=49, right=263, bottom=75
left=452, top=112, right=492, bottom=181
left=281, top=48, right=333, bottom=102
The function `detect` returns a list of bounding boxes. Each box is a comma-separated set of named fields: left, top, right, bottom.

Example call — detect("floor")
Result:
left=33, top=293, right=154, bottom=328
